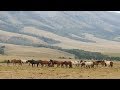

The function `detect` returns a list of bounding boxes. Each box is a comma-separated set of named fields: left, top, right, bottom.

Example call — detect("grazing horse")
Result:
left=61, top=61, right=72, bottom=68
left=93, top=60, right=105, bottom=67
left=80, top=61, right=86, bottom=68
left=104, top=60, right=113, bottom=67
left=11, top=59, right=22, bottom=66
left=21, top=59, right=27, bottom=64
left=49, top=59, right=63, bottom=67
left=39, top=60, right=51, bottom=67
left=71, top=60, right=80, bottom=67
left=80, top=61, right=94, bottom=68
left=26, top=60, right=40, bottom=67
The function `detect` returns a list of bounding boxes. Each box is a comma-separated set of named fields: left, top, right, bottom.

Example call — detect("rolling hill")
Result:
left=0, top=11, right=120, bottom=56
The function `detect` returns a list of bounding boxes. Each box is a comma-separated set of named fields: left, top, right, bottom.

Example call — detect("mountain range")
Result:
left=0, top=11, right=120, bottom=54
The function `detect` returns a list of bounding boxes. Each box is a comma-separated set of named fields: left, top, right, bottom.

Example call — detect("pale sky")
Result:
left=109, top=11, right=120, bottom=13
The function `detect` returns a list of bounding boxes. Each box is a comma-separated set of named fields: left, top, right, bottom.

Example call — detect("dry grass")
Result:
left=0, top=43, right=74, bottom=61
left=0, top=61, right=120, bottom=79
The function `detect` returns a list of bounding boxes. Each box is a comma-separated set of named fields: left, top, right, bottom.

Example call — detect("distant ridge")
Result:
left=0, top=11, right=120, bottom=53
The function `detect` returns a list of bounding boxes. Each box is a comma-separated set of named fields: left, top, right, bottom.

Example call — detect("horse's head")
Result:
left=80, top=60, right=83, bottom=63
left=7, top=60, right=11, bottom=63
left=50, top=59, right=53, bottom=61
left=26, top=60, right=31, bottom=63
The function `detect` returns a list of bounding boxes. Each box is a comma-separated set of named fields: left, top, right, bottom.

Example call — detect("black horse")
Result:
left=6, top=60, right=11, bottom=66
left=26, top=59, right=40, bottom=67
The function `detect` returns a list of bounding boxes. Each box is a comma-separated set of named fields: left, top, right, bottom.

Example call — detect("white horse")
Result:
left=71, top=60, right=80, bottom=67
left=21, top=59, right=27, bottom=64
left=81, top=61, right=94, bottom=68
left=104, top=60, right=113, bottom=67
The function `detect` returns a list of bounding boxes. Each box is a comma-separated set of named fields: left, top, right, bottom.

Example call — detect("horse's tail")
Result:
left=110, top=62, right=113, bottom=67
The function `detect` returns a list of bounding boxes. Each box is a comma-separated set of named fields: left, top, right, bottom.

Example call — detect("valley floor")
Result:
left=0, top=61, right=120, bottom=79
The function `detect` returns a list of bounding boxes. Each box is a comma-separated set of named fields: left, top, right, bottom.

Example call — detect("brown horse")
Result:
left=39, top=60, right=51, bottom=67
left=49, top=59, right=63, bottom=67
left=61, top=61, right=72, bottom=68
left=93, top=60, right=105, bottom=67
left=11, top=59, right=22, bottom=66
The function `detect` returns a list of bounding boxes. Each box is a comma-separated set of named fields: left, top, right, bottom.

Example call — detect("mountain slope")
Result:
left=0, top=11, right=120, bottom=54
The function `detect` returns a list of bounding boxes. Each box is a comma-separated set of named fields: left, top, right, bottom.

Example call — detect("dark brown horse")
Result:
left=39, top=60, right=51, bottom=67
left=93, top=60, right=105, bottom=67
left=61, top=61, right=72, bottom=68
left=11, top=59, right=22, bottom=66
left=6, top=60, right=10, bottom=66
left=26, top=60, right=40, bottom=67
left=80, top=62, right=86, bottom=68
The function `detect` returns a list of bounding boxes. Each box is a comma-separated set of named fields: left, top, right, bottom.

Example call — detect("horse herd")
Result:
left=6, top=59, right=113, bottom=68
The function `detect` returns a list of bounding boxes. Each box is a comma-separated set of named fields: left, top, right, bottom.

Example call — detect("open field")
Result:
left=0, top=60, right=120, bottom=79
left=0, top=42, right=120, bottom=79
left=0, top=43, right=75, bottom=61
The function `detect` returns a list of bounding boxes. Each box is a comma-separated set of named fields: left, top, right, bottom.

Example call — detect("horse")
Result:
left=11, top=59, right=22, bottom=66
left=104, top=60, right=113, bottom=67
left=6, top=60, right=10, bottom=66
left=80, top=61, right=94, bottom=68
left=80, top=61, right=86, bottom=68
left=26, top=60, right=40, bottom=67
left=85, top=61, right=95, bottom=68
left=21, top=59, right=27, bottom=64
left=61, top=61, right=72, bottom=68
left=93, top=60, right=105, bottom=67
left=39, top=60, right=51, bottom=67
left=49, top=59, right=63, bottom=67
left=71, top=60, right=80, bottom=67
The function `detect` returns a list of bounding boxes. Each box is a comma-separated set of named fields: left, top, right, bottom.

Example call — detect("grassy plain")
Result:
left=0, top=60, right=119, bottom=79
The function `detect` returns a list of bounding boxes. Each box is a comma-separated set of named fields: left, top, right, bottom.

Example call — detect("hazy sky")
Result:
left=109, top=11, right=120, bottom=13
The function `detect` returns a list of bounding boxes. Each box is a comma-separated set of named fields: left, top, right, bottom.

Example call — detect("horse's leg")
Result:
left=58, top=64, right=61, bottom=67
left=92, top=64, right=94, bottom=68
left=52, top=63, right=54, bottom=67
left=47, top=64, right=48, bottom=67
left=61, top=64, right=64, bottom=68
left=61, top=64, right=63, bottom=68
left=57, top=64, right=59, bottom=67
left=41, top=64, right=43, bottom=67
left=46, top=64, right=49, bottom=67
left=81, top=65, right=82, bottom=68
left=66, top=64, right=68, bottom=68
left=37, top=63, right=39, bottom=67
left=105, top=63, right=107, bottom=67
left=69, top=64, right=71, bottom=68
